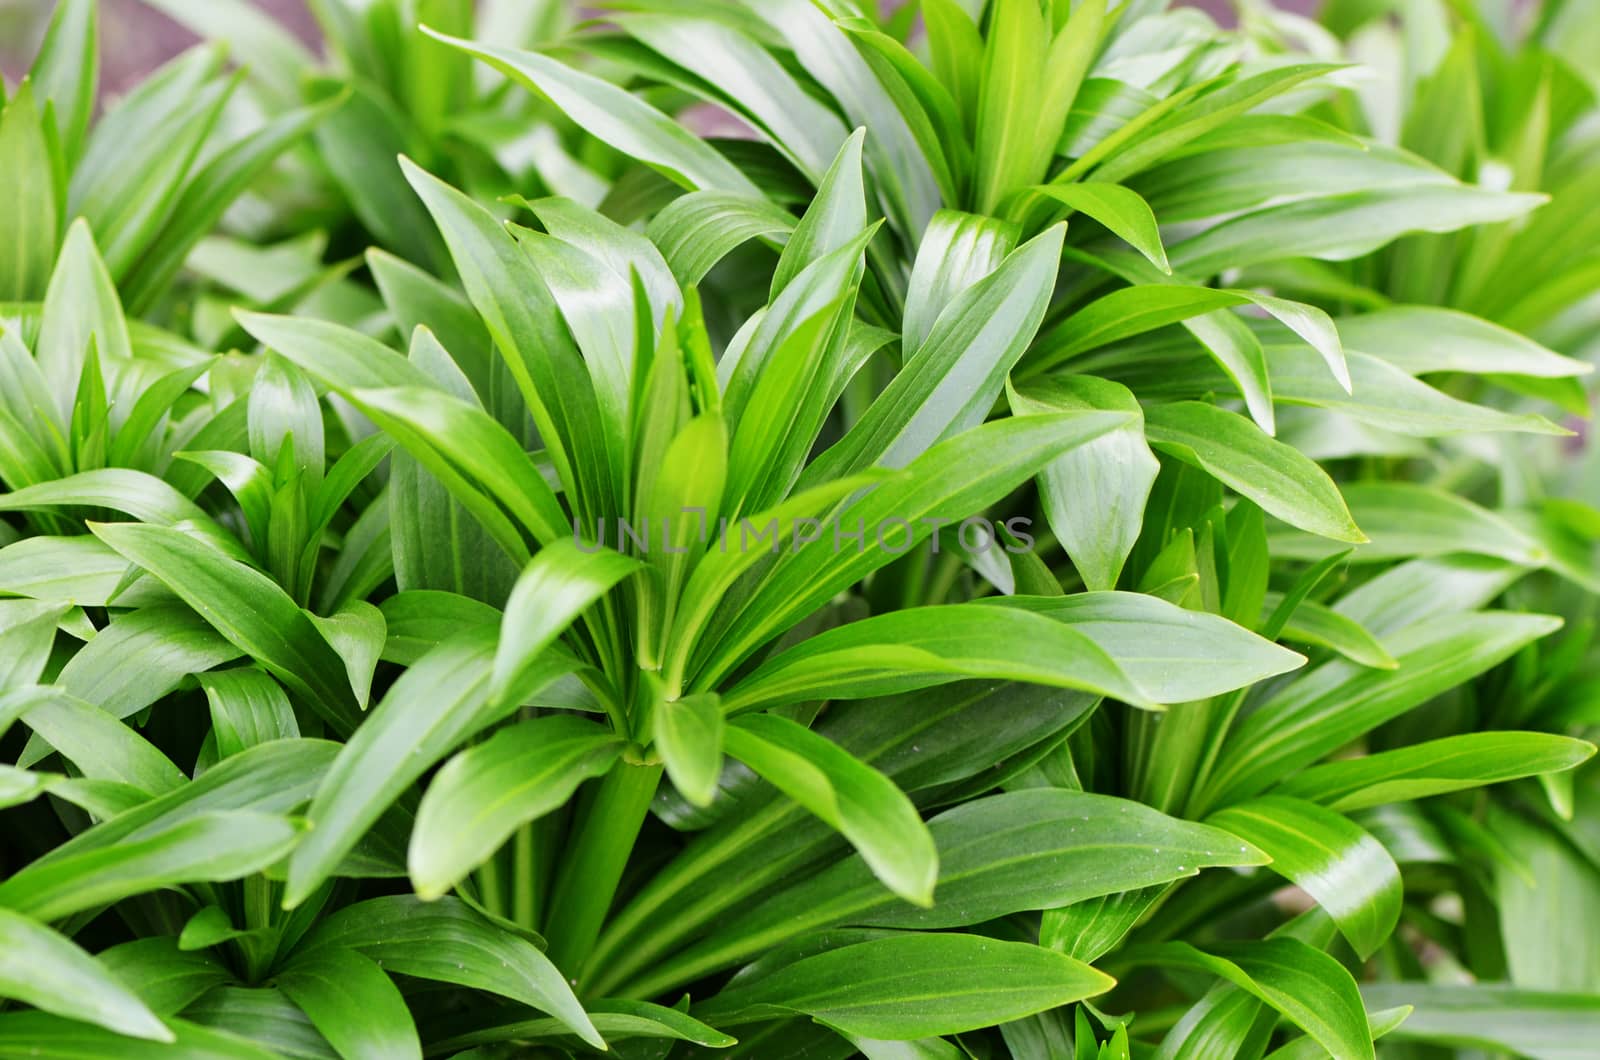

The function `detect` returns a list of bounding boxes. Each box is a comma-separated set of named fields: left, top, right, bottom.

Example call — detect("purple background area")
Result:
left=2, top=1, right=1325, bottom=94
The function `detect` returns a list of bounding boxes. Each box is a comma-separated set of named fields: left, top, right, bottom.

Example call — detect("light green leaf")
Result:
left=1202, top=611, right=1561, bottom=808
left=491, top=540, right=642, bottom=708
left=771, top=128, right=867, bottom=300
left=989, top=592, right=1306, bottom=704
left=1278, top=732, right=1596, bottom=812
left=1128, top=938, right=1375, bottom=1060
left=0, top=907, right=170, bottom=1041
left=1209, top=796, right=1402, bottom=959
left=409, top=715, right=624, bottom=899
left=806, top=223, right=1066, bottom=480
left=1170, top=184, right=1547, bottom=275
left=695, top=790, right=1265, bottom=970
left=295, top=896, right=603, bottom=1050
left=1144, top=401, right=1365, bottom=543
left=723, top=603, right=1153, bottom=713
left=18, top=688, right=185, bottom=795
left=0, top=1014, right=272, bottom=1058
left=276, top=948, right=421, bottom=1060
left=0, top=810, right=302, bottom=921
left=653, top=693, right=725, bottom=808
left=0, top=82, right=58, bottom=301
left=1335, top=305, right=1592, bottom=379
left=696, top=934, right=1113, bottom=1038
left=1359, top=984, right=1600, bottom=1060
left=90, top=522, right=361, bottom=733
left=27, top=0, right=97, bottom=165
left=723, top=713, right=937, bottom=906
left=422, top=27, right=759, bottom=196
left=1011, top=376, right=1156, bottom=591
left=1266, top=593, right=1396, bottom=670
left=901, top=210, right=1018, bottom=356
left=1030, top=183, right=1169, bottom=271
left=36, top=221, right=131, bottom=420
left=646, top=191, right=794, bottom=287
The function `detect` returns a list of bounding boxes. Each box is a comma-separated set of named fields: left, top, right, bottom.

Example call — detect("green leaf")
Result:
left=900, top=210, right=1018, bottom=357
left=409, top=715, right=624, bottom=899
left=1277, top=732, right=1596, bottom=811
left=1010, top=376, right=1157, bottom=591
left=695, top=934, right=1113, bottom=1038
left=989, top=592, right=1306, bottom=704
left=1143, top=402, right=1365, bottom=543
left=702, top=789, right=1266, bottom=964
left=0, top=907, right=170, bottom=1041
left=647, top=191, right=794, bottom=287
left=54, top=603, right=238, bottom=722
left=1170, top=184, right=1547, bottom=275
left=723, top=713, right=937, bottom=906
left=377, top=590, right=499, bottom=665
left=307, top=602, right=385, bottom=712
left=422, top=27, right=759, bottom=197
left=1088, top=64, right=1343, bottom=184
left=0, top=1014, right=273, bottom=1059
left=122, top=91, right=339, bottom=313
left=398, top=159, right=616, bottom=522
left=248, top=353, right=324, bottom=488
left=754, top=0, right=939, bottom=239
left=0, top=535, right=157, bottom=607
left=1266, top=594, right=1396, bottom=670
left=97, top=937, right=233, bottom=1017
left=722, top=603, right=1153, bottom=713
left=1127, top=938, right=1375, bottom=1060
left=283, top=633, right=579, bottom=907
left=973, top=0, right=1048, bottom=213
left=1209, top=796, right=1401, bottom=959
left=0, top=810, right=302, bottom=921
left=36, top=221, right=131, bottom=420
left=1274, top=482, right=1546, bottom=566
left=1358, top=984, right=1600, bottom=1060
left=0, top=81, right=58, bottom=301
left=0, top=600, right=68, bottom=692
left=491, top=540, right=642, bottom=707
left=771, top=127, right=867, bottom=300
left=1334, top=305, right=1592, bottom=379
left=653, top=692, right=726, bottom=808
left=282, top=628, right=494, bottom=906
left=90, top=522, right=361, bottom=734
left=1200, top=610, right=1560, bottom=808
left=0, top=764, right=58, bottom=811
left=27, top=0, right=97, bottom=165
left=805, top=223, right=1066, bottom=480
left=616, top=12, right=851, bottom=184
left=702, top=412, right=1130, bottom=687
left=295, top=896, right=603, bottom=1050
left=1030, top=183, right=1169, bottom=272
left=427, top=998, right=736, bottom=1054
left=1261, top=344, right=1566, bottom=437
left=276, top=948, right=421, bottom=1060
left=68, top=47, right=234, bottom=282
left=17, top=688, right=185, bottom=795
left=0, top=468, right=250, bottom=562
left=309, top=80, right=443, bottom=271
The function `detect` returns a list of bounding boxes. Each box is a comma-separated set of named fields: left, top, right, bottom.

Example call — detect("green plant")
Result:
left=1, top=1, right=1599, bottom=1058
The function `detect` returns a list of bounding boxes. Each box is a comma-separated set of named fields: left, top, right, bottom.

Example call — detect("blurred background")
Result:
left=3, top=0, right=1323, bottom=92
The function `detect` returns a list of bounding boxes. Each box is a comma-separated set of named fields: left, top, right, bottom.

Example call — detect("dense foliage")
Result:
left=1, top=0, right=1598, bottom=1057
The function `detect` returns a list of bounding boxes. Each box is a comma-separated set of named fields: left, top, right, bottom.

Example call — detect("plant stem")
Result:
left=476, top=850, right=505, bottom=920
left=542, top=757, right=663, bottom=981
left=512, top=822, right=536, bottom=930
